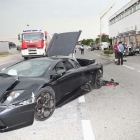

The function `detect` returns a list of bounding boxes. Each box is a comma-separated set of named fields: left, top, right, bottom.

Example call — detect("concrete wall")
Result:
left=0, top=42, right=9, bottom=53
left=109, top=9, right=140, bottom=38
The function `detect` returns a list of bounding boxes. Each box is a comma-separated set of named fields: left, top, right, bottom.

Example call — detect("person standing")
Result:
left=92, top=45, right=95, bottom=51
left=80, top=44, right=84, bottom=54
left=117, top=42, right=124, bottom=65
left=122, top=42, right=127, bottom=61
left=113, top=42, right=118, bottom=64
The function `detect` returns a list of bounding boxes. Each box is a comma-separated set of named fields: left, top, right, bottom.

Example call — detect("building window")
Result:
left=130, top=7, right=133, bottom=13
left=121, top=13, right=124, bottom=18
left=130, top=36, right=134, bottom=44
left=136, top=4, right=139, bottom=10
left=133, top=5, right=136, bottom=12
left=136, top=35, right=140, bottom=45
left=123, top=11, right=126, bottom=17
left=117, top=15, right=120, bottom=20
left=116, top=16, right=118, bottom=21
left=113, top=18, right=115, bottom=23
left=120, top=37, right=124, bottom=42
left=124, top=37, right=129, bottom=44
left=120, top=13, right=122, bottom=19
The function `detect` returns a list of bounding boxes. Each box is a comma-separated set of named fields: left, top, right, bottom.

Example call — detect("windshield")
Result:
left=2, top=59, right=52, bottom=77
left=22, top=33, right=43, bottom=41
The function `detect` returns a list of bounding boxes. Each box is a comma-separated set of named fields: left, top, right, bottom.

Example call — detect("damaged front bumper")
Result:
left=0, top=103, right=36, bottom=132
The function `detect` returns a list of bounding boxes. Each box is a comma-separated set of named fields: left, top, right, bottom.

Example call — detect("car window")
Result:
left=69, top=59, right=80, bottom=68
left=2, top=60, right=52, bottom=77
left=63, top=60, right=74, bottom=71
left=55, top=62, right=65, bottom=71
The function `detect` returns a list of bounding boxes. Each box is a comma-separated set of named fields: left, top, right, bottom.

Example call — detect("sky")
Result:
left=0, top=0, right=131, bottom=40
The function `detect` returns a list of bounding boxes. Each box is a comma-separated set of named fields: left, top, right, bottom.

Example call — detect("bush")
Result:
left=104, top=50, right=113, bottom=54
left=0, top=52, right=9, bottom=57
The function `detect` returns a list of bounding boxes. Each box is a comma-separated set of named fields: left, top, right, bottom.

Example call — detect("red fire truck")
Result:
left=18, top=29, right=50, bottom=59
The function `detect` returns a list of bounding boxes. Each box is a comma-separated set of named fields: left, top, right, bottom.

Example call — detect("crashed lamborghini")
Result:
left=0, top=31, right=103, bottom=132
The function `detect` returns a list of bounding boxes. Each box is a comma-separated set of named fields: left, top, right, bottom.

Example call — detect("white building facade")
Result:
left=109, top=0, right=140, bottom=46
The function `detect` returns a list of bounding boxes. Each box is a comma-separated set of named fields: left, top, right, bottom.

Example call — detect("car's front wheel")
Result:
left=35, top=88, right=55, bottom=121
left=94, top=69, right=103, bottom=89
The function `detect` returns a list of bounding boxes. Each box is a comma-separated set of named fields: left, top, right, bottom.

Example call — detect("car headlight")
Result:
left=18, top=92, right=35, bottom=105
left=4, top=90, right=25, bottom=104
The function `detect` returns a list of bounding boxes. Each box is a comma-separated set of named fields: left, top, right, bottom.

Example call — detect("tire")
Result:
left=35, top=88, right=55, bottom=121
left=94, top=69, right=103, bottom=89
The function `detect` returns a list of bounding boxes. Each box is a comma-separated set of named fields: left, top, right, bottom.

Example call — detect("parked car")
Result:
left=101, top=42, right=109, bottom=50
left=125, top=45, right=136, bottom=56
left=0, top=31, right=103, bottom=132
left=9, top=42, right=16, bottom=49
left=135, top=45, right=140, bottom=54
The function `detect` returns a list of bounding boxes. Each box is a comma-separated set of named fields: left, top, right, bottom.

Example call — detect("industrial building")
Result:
left=109, top=0, right=140, bottom=47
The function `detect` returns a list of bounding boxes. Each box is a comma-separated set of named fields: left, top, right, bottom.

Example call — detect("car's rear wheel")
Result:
left=35, top=89, right=55, bottom=121
left=94, top=69, right=103, bottom=89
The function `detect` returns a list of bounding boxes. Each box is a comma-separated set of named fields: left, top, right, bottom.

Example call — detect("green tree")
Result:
left=81, top=39, right=86, bottom=45
left=81, top=39, right=94, bottom=46
left=86, top=39, right=94, bottom=46
left=101, top=35, right=109, bottom=42
left=95, top=38, right=100, bottom=44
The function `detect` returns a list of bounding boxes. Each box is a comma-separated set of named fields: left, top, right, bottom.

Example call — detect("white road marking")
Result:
left=138, top=71, right=140, bottom=72
left=0, top=60, right=17, bottom=65
left=82, top=120, right=95, bottom=140
left=123, top=65, right=135, bottom=70
left=89, top=51, right=100, bottom=57
left=78, top=95, right=85, bottom=103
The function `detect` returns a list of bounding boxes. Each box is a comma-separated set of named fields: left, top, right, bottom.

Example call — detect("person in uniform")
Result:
left=117, top=42, right=124, bottom=65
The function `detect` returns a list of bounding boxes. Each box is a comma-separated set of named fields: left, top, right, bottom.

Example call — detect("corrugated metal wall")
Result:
left=0, top=42, right=9, bottom=53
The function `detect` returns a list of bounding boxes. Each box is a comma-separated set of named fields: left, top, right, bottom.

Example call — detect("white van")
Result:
left=101, top=42, right=109, bottom=50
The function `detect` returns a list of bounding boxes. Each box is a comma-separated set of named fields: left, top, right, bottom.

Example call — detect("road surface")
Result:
left=0, top=48, right=140, bottom=140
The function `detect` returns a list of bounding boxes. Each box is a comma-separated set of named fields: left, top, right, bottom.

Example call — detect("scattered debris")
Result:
left=102, top=79, right=119, bottom=87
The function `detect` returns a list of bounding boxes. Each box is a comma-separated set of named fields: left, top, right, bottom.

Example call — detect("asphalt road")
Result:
left=0, top=48, right=140, bottom=140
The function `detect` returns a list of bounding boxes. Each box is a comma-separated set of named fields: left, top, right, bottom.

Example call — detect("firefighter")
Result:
left=113, top=42, right=118, bottom=64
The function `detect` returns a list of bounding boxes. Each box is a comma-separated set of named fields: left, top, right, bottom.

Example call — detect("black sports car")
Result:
left=0, top=31, right=103, bottom=132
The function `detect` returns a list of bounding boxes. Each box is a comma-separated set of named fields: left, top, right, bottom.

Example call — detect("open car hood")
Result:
left=46, top=30, right=82, bottom=57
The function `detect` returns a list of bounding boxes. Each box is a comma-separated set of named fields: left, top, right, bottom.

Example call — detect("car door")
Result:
left=81, top=66, right=92, bottom=86
left=51, top=61, right=82, bottom=101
